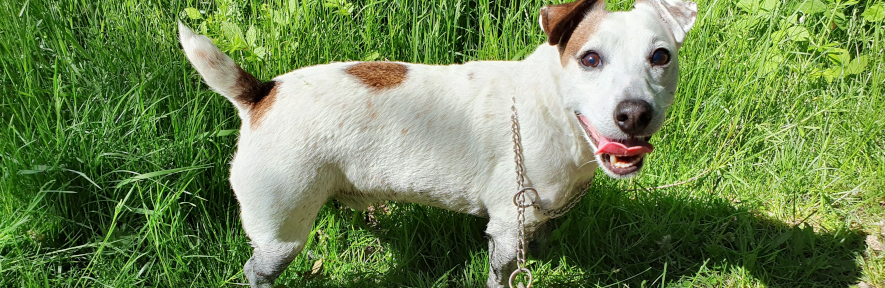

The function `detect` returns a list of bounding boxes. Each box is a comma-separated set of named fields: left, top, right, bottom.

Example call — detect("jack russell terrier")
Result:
left=179, top=0, right=696, bottom=286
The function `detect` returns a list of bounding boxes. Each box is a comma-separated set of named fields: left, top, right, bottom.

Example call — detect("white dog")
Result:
left=179, top=0, right=696, bottom=286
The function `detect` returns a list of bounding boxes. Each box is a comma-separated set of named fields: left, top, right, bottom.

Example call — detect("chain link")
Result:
left=509, top=96, right=533, bottom=288
left=508, top=96, right=591, bottom=288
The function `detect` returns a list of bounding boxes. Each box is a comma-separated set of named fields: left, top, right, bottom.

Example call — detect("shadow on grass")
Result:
left=288, top=181, right=866, bottom=288
left=535, top=182, right=867, bottom=287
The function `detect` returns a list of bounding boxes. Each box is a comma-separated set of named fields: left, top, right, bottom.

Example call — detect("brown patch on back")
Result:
left=345, top=62, right=408, bottom=91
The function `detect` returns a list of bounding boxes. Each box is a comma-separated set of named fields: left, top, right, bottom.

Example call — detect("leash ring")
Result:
left=509, top=267, right=533, bottom=288
left=512, top=187, right=539, bottom=208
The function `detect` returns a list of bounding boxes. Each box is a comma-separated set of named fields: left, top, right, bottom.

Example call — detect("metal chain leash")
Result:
left=539, top=182, right=590, bottom=219
left=508, top=96, right=592, bottom=288
left=509, top=96, right=536, bottom=288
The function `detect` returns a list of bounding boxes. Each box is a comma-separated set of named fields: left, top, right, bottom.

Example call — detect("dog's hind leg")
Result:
left=232, top=163, right=331, bottom=288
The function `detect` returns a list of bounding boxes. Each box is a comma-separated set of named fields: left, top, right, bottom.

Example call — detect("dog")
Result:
left=179, top=0, right=696, bottom=286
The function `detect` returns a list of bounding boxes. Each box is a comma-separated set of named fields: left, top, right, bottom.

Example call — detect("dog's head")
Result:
left=540, top=0, right=697, bottom=178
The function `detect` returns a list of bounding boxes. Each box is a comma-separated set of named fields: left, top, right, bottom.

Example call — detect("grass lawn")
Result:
left=1, top=0, right=883, bottom=287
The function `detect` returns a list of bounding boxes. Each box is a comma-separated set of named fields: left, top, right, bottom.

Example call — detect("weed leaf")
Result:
left=862, top=4, right=885, bottom=22
left=220, top=21, right=246, bottom=51
left=246, top=26, right=256, bottom=47
left=797, top=0, right=828, bottom=15
left=846, top=56, right=869, bottom=75
left=253, top=47, right=267, bottom=60
left=184, top=7, right=202, bottom=20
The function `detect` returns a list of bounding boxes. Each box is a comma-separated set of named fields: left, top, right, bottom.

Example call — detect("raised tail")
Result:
left=178, top=22, right=274, bottom=112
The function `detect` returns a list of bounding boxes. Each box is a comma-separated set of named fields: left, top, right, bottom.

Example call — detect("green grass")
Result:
left=1, top=0, right=883, bottom=287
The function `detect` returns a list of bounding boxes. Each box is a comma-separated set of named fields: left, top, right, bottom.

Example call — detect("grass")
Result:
left=0, top=0, right=883, bottom=287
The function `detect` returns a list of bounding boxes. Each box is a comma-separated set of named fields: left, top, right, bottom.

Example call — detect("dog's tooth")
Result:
left=629, top=156, right=642, bottom=165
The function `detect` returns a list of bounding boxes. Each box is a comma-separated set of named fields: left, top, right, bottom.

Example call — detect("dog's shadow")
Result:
left=291, top=181, right=867, bottom=288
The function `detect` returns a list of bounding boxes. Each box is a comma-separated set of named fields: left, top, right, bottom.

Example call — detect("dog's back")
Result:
left=178, top=22, right=556, bottom=215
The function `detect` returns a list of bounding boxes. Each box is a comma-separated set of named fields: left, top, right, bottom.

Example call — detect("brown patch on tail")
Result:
left=249, top=84, right=277, bottom=129
left=345, top=62, right=409, bottom=91
left=233, top=67, right=277, bottom=129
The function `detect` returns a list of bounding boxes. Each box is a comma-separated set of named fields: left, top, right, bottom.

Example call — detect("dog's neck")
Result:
left=512, top=44, right=599, bottom=184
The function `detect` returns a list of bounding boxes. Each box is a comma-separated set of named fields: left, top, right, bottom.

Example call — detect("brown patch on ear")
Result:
left=249, top=83, right=277, bottom=129
left=345, top=62, right=408, bottom=91
left=540, top=0, right=607, bottom=65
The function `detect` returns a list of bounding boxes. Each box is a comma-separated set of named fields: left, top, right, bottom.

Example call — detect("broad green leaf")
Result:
left=845, top=56, right=869, bottom=75
left=826, top=48, right=850, bottom=65
left=737, top=0, right=760, bottom=13
left=246, top=26, right=258, bottom=47
left=797, top=0, right=828, bottom=15
left=760, top=0, right=779, bottom=12
left=862, top=4, right=885, bottom=22
left=184, top=7, right=202, bottom=20
left=731, top=15, right=762, bottom=33
left=821, top=67, right=840, bottom=83
left=785, top=26, right=810, bottom=42
left=221, top=21, right=246, bottom=50
left=272, top=9, right=290, bottom=25
left=253, top=46, right=267, bottom=60
left=362, top=51, right=380, bottom=61
left=826, top=10, right=848, bottom=30
left=772, top=26, right=810, bottom=43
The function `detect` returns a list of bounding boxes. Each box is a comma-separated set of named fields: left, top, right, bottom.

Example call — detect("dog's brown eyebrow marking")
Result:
left=541, top=0, right=608, bottom=66
left=233, top=67, right=278, bottom=129
left=560, top=10, right=606, bottom=66
left=345, top=62, right=409, bottom=91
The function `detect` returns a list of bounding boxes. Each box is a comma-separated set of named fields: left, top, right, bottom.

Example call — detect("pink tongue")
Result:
left=578, top=116, right=654, bottom=156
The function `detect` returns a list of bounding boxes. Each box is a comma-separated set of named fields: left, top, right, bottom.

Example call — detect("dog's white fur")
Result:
left=179, top=0, right=696, bottom=287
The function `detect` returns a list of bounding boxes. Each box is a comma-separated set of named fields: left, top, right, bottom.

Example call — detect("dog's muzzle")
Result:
left=577, top=115, right=654, bottom=176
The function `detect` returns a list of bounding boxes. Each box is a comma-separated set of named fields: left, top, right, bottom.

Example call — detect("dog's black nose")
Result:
left=614, top=99, right=653, bottom=135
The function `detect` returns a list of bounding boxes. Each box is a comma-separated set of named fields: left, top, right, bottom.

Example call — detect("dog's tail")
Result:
left=178, top=22, right=274, bottom=112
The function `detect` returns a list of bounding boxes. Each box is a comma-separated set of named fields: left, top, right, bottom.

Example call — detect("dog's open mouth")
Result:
left=577, top=115, right=654, bottom=176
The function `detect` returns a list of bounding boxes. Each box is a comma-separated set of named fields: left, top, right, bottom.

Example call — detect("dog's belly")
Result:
left=328, top=102, right=505, bottom=216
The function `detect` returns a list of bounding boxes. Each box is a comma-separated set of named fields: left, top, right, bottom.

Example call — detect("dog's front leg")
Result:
left=485, top=217, right=520, bottom=288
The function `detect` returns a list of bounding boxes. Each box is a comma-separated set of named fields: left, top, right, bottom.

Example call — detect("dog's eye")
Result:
left=651, top=49, right=670, bottom=66
left=580, top=52, right=601, bottom=68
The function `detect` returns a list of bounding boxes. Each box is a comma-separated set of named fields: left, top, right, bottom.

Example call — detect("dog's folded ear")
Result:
left=636, top=0, right=698, bottom=46
left=539, top=0, right=605, bottom=47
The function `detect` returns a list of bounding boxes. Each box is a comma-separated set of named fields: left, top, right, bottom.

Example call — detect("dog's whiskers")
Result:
left=577, top=159, right=598, bottom=170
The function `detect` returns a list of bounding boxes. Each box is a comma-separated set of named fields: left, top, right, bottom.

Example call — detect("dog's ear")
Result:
left=635, top=0, right=697, bottom=46
left=539, top=0, right=605, bottom=47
